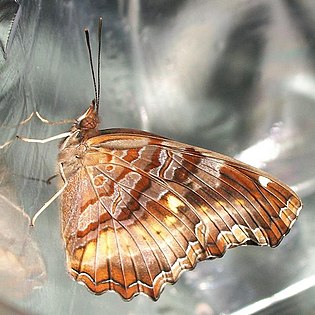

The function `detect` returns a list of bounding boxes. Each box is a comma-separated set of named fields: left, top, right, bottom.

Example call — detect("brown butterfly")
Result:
left=29, top=18, right=302, bottom=301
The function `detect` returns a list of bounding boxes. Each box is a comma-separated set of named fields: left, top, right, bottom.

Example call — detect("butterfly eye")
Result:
left=80, top=117, right=97, bottom=130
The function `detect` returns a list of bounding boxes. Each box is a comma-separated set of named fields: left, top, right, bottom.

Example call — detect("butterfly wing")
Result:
left=60, top=129, right=302, bottom=300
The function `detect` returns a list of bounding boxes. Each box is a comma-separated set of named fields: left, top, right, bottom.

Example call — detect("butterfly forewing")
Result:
left=60, top=129, right=302, bottom=300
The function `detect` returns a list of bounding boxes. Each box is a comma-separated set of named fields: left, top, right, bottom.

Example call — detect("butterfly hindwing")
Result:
left=60, top=129, right=302, bottom=300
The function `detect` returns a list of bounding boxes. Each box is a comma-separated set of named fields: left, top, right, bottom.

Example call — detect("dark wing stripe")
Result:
left=94, top=156, right=203, bottom=242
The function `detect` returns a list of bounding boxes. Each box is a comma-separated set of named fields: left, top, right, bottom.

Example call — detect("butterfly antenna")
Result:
left=84, top=28, right=98, bottom=109
left=96, top=17, right=102, bottom=114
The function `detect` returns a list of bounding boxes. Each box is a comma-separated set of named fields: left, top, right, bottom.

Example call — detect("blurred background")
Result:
left=0, top=0, right=314, bottom=314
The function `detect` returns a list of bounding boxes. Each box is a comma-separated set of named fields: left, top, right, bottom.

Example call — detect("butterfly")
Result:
left=28, top=18, right=302, bottom=301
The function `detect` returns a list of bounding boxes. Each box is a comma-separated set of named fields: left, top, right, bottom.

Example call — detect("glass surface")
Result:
left=0, top=1, right=314, bottom=314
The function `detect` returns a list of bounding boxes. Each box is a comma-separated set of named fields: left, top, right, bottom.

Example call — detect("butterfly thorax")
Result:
left=58, top=101, right=100, bottom=178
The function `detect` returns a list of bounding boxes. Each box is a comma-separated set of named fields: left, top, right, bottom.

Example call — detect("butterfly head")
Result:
left=74, top=99, right=99, bottom=131
left=59, top=99, right=100, bottom=153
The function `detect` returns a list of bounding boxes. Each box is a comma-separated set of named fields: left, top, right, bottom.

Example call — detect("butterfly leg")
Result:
left=1, top=112, right=73, bottom=148
left=0, top=140, right=14, bottom=149
left=0, top=111, right=36, bottom=129
left=30, top=163, right=67, bottom=226
left=19, top=173, right=60, bottom=185
left=0, top=113, right=35, bottom=148
left=0, top=132, right=70, bottom=151
left=16, top=132, right=72, bottom=144
left=2, top=111, right=75, bottom=128
left=33, top=111, right=75, bottom=125
left=45, top=174, right=59, bottom=184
